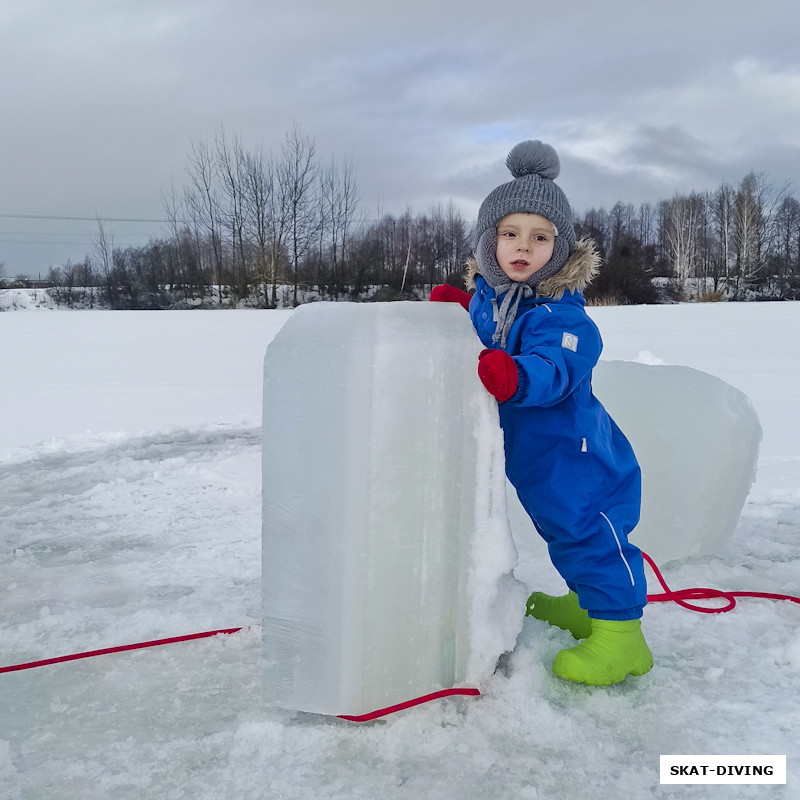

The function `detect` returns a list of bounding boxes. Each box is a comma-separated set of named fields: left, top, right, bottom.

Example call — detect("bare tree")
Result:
left=734, top=173, right=761, bottom=292
left=75, top=256, right=95, bottom=308
left=577, top=207, right=611, bottom=256
left=774, top=195, right=800, bottom=297
left=442, top=200, right=469, bottom=281
left=731, top=172, right=786, bottom=296
left=711, top=182, right=735, bottom=292
left=278, top=125, right=319, bottom=305
left=93, top=218, right=117, bottom=306
left=162, top=180, right=196, bottom=304
left=242, top=146, right=285, bottom=307
left=608, top=201, right=635, bottom=254
left=216, top=125, right=250, bottom=300
left=320, top=154, right=360, bottom=295
left=185, top=137, right=225, bottom=305
left=637, top=202, right=656, bottom=249
left=314, top=162, right=333, bottom=295
left=661, top=193, right=704, bottom=291
left=695, top=191, right=715, bottom=288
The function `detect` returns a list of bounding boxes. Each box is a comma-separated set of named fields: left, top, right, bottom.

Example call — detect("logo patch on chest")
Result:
left=562, top=332, right=579, bottom=352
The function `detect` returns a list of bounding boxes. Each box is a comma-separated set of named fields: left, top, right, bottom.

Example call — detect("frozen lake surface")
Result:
left=0, top=302, right=798, bottom=798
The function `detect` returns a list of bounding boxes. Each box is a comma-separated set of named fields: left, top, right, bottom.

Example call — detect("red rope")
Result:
left=1, top=551, right=797, bottom=722
left=643, top=551, right=800, bottom=613
left=0, top=627, right=243, bottom=674
left=0, top=624, right=479, bottom=721
left=336, top=688, right=481, bottom=723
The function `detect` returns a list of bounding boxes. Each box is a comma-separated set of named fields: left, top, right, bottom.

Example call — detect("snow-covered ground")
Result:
left=0, top=302, right=798, bottom=799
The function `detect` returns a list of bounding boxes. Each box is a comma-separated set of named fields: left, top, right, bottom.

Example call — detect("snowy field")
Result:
left=1, top=301, right=798, bottom=799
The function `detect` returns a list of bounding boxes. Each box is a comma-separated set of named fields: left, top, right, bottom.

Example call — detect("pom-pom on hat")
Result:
left=476, top=140, right=576, bottom=254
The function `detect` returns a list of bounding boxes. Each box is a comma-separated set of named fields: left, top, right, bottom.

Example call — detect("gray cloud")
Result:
left=1, top=0, right=799, bottom=275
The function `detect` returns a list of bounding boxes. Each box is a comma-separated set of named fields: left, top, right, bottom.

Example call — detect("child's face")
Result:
left=495, top=212, right=556, bottom=282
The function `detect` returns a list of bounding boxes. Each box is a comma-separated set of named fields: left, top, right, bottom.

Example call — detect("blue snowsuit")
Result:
left=470, top=274, right=647, bottom=620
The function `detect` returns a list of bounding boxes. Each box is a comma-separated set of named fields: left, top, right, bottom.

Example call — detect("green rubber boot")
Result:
left=552, top=619, right=653, bottom=686
left=525, top=590, right=593, bottom=640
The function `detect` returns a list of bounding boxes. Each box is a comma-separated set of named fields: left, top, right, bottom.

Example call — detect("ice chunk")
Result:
left=592, top=361, right=762, bottom=564
left=262, top=302, right=525, bottom=717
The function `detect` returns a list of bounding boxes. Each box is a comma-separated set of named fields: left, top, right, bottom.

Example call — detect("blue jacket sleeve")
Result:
left=506, top=307, right=601, bottom=408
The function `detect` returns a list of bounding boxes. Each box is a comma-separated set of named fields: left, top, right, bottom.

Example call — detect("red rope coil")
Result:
left=643, top=551, right=800, bottom=613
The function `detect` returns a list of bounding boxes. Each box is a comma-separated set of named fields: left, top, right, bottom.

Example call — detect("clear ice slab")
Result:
left=262, top=302, right=525, bottom=717
left=593, top=361, right=761, bottom=564
left=506, top=360, right=761, bottom=566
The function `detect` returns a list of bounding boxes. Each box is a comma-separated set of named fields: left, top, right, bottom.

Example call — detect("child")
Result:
left=431, top=140, right=653, bottom=686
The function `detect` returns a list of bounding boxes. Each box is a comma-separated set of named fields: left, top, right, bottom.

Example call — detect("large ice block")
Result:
left=591, top=361, right=761, bottom=563
left=262, top=302, right=525, bottom=717
left=508, top=361, right=761, bottom=566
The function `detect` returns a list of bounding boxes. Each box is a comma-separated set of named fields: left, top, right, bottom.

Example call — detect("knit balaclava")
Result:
left=475, top=140, right=576, bottom=347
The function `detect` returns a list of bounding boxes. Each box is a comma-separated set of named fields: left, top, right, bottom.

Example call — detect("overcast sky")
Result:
left=2, top=0, right=799, bottom=278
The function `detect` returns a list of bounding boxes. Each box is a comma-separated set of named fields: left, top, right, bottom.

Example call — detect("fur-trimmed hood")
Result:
left=465, top=237, right=600, bottom=300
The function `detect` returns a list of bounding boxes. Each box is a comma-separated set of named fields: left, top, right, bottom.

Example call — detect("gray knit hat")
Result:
left=476, top=140, right=576, bottom=252
left=475, top=140, right=576, bottom=348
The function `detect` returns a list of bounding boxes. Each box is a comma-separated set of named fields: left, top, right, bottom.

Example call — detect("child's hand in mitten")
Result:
left=430, top=284, right=472, bottom=311
left=477, top=348, right=518, bottom=402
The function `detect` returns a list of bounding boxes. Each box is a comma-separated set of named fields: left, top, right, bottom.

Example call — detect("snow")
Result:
left=1, top=302, right=798, bottom=798
left=0, top=289, right=57, bottom=312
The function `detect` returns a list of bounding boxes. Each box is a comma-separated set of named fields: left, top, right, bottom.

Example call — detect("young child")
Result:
left=431, top=140, right=653, bottom=686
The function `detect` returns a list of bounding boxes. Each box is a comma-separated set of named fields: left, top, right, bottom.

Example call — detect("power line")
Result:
left=0, top=212, right=167, bottom=224
left=0, top=239, right=153, bottom=247
left=0, top=230, right=154, bottom=239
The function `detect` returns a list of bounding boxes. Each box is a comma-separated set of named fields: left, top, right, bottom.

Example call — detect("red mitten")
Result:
left=430, top=284, right=472, bottom=311
left=477, top=348, right=518, bottom=402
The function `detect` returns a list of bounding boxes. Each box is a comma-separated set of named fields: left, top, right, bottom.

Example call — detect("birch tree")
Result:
left=661, top=193, right=704, bottom=291
left=711, top=182, right=735, bottom=291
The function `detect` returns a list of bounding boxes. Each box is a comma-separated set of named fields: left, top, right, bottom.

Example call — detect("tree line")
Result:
left=580, top=172, right=800, bottom=303
left=32, top=127, right=800, bottom=308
